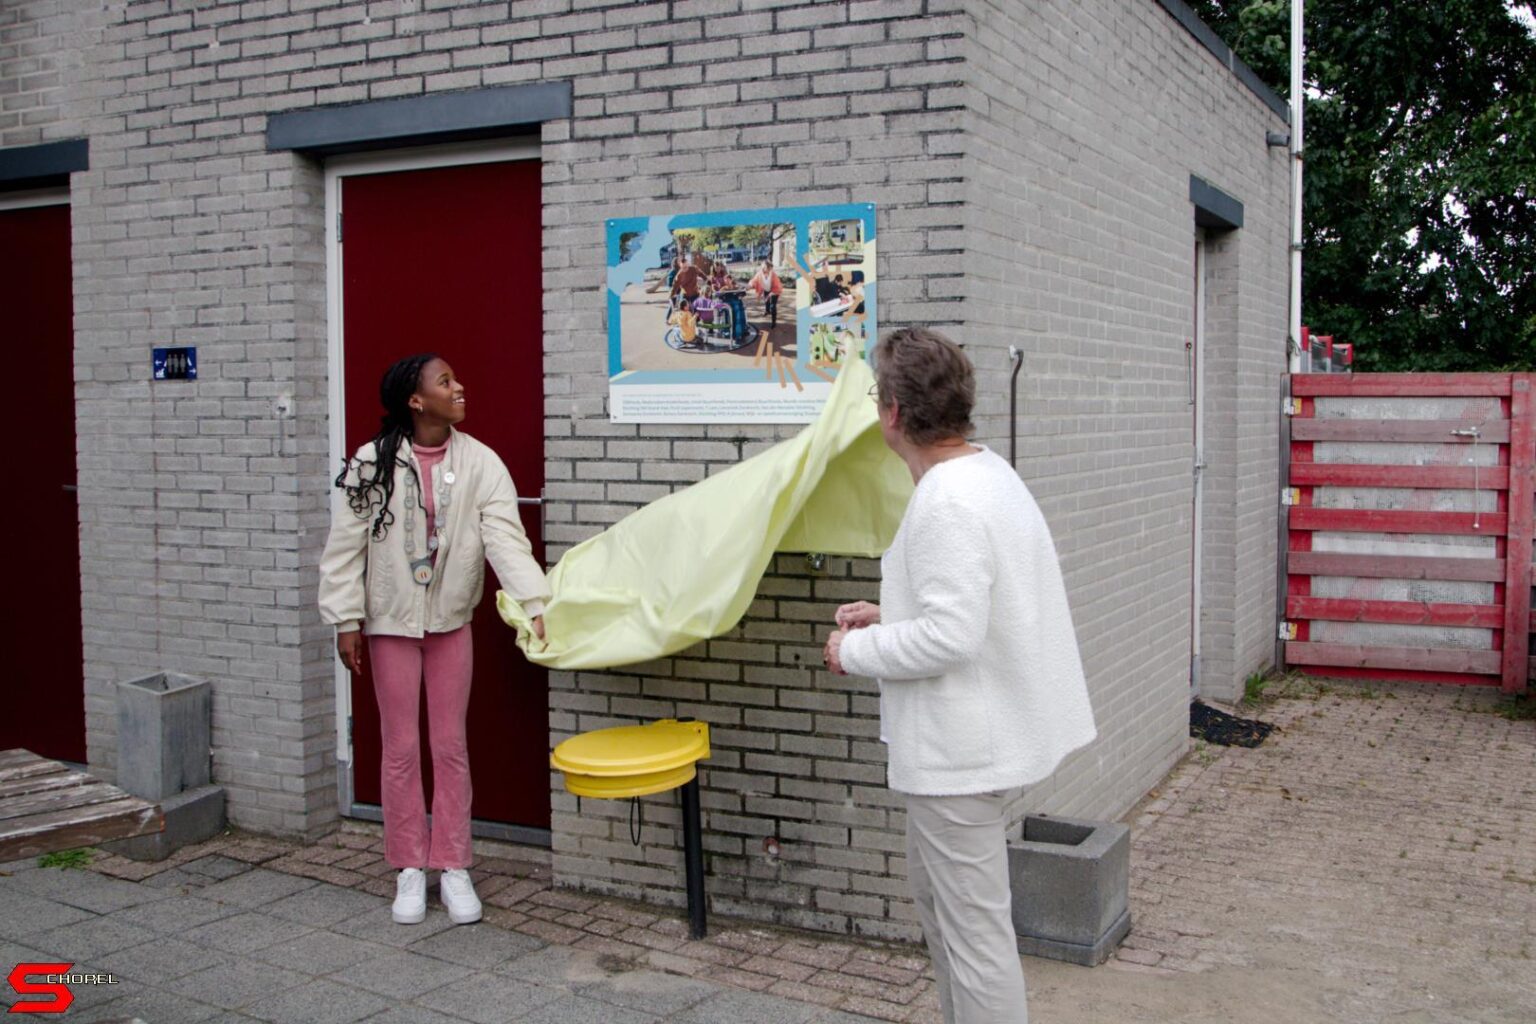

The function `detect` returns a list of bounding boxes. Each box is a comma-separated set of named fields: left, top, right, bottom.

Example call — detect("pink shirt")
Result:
left=413, top=440, right=449, bottom=562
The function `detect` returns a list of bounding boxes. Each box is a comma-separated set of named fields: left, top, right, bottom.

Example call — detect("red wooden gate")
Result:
left=1283, top=373, right=1533, bottom=694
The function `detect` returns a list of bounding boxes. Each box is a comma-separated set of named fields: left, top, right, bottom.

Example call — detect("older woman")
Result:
left=824, top=328, right=1097, bottom=1024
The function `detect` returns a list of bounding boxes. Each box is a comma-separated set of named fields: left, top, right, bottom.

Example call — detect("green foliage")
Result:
left=37, top=848, right=95, bottom=870
left=1188, top=1, right=1536, bottom=370
left=1242, top=670, right=1270, bottom=705
left=685, top=224, right=788, bottom=253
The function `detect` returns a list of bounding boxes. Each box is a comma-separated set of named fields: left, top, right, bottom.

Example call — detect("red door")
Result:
left=339, top=159, right=548, bottom=831
left=0, top=202, right=86, bottom=762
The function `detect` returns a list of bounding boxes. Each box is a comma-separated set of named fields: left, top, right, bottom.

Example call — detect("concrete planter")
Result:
left=1007, top=815, right=1131, bottom=966
left=116, top=672, right=211, bottom=800
left=107, top=672, right=224, bottom=861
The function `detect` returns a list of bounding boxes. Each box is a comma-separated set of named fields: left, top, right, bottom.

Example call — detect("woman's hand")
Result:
left=835, top=601, right=881, bottom=630
left=336, top=631, right=365, bottom=675
left=824, top=629, right=848, bottom=676
left=532, top=615, right=546, bottom=641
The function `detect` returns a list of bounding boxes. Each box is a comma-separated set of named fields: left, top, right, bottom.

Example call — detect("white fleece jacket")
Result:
left=838, top=447, right=1097, bottom=796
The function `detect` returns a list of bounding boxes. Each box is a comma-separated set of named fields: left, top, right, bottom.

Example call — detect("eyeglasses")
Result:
left=867, top=383, right=880, bottom=403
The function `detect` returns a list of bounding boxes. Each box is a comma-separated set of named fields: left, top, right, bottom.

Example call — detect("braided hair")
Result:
left=333, top=353, right=438, bottom=540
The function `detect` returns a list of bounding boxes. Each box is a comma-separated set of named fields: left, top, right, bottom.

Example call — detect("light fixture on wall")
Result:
left=1266, top=130, right=1290, bottom=148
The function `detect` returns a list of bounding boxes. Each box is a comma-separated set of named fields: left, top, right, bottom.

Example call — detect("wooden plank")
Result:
left=1277, top=375, right=1295, bottom=671
left=1291, top=419, right=1509, bottom=444
left=0, top=782, right=127, bottom=824
left=1287, top=463, right=1510, bottom=490
left=1501, top=373, right=1535, bottom=694
left=0, top=769, right=94, bottom=801
left=1289, top=508, right=1508, bottom=536
left=1288, top=596, right=1503, bottom=629
left=1285, top=641, right=1502, bottom=675
left=0, top=797, right=162, bottom=862
left=0, top=748, right=48, bottom=771
left=1305, top=665, right=1500, bottom=687
left=1286, top=552, right=1505, bottom=582
left=0, top=758, right=71, bottom=785
left=1292, top=373, right=1513, bottom=397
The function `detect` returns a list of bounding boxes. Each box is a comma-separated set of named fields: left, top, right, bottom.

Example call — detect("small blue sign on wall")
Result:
left=153, top=347, right=197, bottom=381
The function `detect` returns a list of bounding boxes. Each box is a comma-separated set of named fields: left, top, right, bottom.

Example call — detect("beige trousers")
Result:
left=904, top=789, right=1029, bottom=1024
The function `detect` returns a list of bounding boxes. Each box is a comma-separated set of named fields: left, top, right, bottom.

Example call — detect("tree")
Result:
left=1188, top=1, right=1536, bottom=370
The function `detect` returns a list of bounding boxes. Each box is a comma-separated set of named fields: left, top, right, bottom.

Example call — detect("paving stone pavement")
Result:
left=1110, top=677, right=1536, bottom=1023
left=3, top=677, right=1533, bottom=1023
left=0, top=856, right=895, bottom=1023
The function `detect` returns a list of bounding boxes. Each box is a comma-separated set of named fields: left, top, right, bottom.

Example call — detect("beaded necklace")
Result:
left=400, top=441, right=456, bottom=586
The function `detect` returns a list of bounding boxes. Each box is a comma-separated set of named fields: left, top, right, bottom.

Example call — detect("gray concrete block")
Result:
left=403, top=922, right=544, bottom=969
left=109, top=895, right=240, bottom=936
left=340, top=949, right=476, bottom=1001
left=520, top=994, right=664, bottom=1024
left=178, top=910, right=314, bottom=956
left=185, top=867, right=315, bottom=911
left=1008, top=814, right=1132, bottom=966
left=115, top=672, right=211, bottom=801
left=250, top=929, right=389, bottom=976
left=240, top=977, right=390, bottom=1024
left=94, top=935, right=230, bottom=983
left=416, top=970, right=566, bottom=1024
left=104, top=784, right=226, bottom=862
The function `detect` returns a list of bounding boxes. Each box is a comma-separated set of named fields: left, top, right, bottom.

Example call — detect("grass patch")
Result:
left=37, top=848, right=96, bottom=870
left=1242, top=671, right=1269, bottom=705
left=1495, top=694, right=1536, bottom=721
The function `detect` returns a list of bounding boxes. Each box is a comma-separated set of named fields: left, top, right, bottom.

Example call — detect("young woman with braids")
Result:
left=319, top=354, right=550, bottom=926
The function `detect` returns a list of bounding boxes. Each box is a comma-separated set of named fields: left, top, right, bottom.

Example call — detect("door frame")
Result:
left=1190, top=231, right=1208, bottom=697
left=0, top=187, right=69, bottom=212
left=323, top=139, right=547, bottom=844
left=3, top=185, right=84, bottom=765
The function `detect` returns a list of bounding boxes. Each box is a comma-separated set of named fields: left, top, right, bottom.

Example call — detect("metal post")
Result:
left=680, top=777, right=706, bottom=939
left=1287, top=0, right=1306, bottom=373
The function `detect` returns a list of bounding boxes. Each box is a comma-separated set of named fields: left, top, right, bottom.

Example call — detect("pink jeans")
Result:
left=368, top=625, right=474, bottom=870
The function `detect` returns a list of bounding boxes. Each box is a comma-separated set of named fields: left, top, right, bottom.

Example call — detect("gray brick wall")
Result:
left=959, top=0, right=1287, bottom=807
left=0, top=0, right=102, bottom=148
left=5, top=0, right=1286, bottom=938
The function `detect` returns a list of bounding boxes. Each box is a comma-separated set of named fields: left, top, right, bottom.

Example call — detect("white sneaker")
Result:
left=392, top=868, right=426, bottom=924
left=439, top=868, right=482, bottom=925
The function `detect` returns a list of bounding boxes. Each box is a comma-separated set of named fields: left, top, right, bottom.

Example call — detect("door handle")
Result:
left=62, top=484, right=78, bottom=493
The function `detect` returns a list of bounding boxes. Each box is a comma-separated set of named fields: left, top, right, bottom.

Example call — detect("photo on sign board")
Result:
left=606, top=203, right=877, bottom=424
left=615, top=222, right=795, bottom=373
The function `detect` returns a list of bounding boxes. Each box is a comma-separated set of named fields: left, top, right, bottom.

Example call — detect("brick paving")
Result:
left=1119, top=677, right=1536, bottom=1021
left=6, top=676, right=1534, bottom=1022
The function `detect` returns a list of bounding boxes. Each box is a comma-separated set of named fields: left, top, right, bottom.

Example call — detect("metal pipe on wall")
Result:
left=1008, top=345, right=1023, bottom=469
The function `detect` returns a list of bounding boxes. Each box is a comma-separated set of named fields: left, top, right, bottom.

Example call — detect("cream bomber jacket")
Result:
left=318, top=429, right=551, bottom=637
left=838, top=447, right=1097, bottom=797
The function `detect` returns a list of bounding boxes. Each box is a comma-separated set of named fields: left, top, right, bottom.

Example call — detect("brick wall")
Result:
left=0, top=0, right=101, bottom=148
left=4, top=0, right=1286, bottom=939
left=538, top=0, right=975, bottom=945
left=958, top=0, right=1288, bottom=797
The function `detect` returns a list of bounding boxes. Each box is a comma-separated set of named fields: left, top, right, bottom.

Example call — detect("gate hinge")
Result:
left=1278, top=621, right=1297, bottom=641
left=346, top=714, right=353, bottom=745
left=1282, top=397, right=1302, bottom=416
left=336, top=210, right=343, bottom=243
left=1280, top=487, right=1301, bottom=506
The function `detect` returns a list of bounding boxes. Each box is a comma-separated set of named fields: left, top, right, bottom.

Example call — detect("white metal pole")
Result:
left=1289, top=0, right=1305, bottom=373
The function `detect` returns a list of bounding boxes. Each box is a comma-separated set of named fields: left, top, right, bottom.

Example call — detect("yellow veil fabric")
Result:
left=497, top=358, right=912, bottom=669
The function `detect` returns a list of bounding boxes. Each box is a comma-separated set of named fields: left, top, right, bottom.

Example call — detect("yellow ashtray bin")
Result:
left=550, top=719, right=712, bottom=938
left=550, top=719, right=710, bottom=799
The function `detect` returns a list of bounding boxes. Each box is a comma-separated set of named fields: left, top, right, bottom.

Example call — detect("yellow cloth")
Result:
left=497, top=358, right=912, bottom=669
